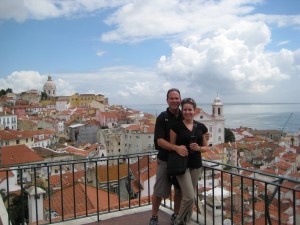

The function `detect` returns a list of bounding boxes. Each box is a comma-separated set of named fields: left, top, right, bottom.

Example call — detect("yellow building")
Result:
left=69, top=93, right=105, bottom=107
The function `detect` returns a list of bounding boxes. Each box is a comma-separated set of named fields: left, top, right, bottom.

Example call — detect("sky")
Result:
left=0, top=0, right=300, bottom=105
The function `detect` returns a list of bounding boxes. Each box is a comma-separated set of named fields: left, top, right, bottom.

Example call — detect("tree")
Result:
left=7, top=192, right=29, bottom=225
left=225, top=128, right=235, bottom=143
left=6, top=88, right=13, bottom=93
left=0, top=88, right=13, bottom=97
left=0, top=89, right=6, bottom=97
left=41, top=91, right=48, bottom=100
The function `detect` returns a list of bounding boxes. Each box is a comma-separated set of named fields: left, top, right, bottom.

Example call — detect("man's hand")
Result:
left=204, top=132, right=210, bottom=141
left=175, top=145, right=188, bottom=156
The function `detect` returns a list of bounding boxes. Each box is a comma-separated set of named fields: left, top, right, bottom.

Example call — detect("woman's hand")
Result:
left=189, top=144, right=213, bottom=153
left=189, top=143, right=200, bottom=152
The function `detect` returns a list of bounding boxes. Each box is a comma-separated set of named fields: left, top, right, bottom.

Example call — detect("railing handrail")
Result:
left=202, top=158, right=300, bottom=185
left=0, top=151, right=299, bottom=225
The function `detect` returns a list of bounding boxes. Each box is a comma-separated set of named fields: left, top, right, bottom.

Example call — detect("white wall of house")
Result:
left=0, top=170, right=21, bottom=192
left=56, top=100, right=69, bottom=112
left=140, top=175, right=156, bottom=197
left=0, top=114, right=17, bottom=130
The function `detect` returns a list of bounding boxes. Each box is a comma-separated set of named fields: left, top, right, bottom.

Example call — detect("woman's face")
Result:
left=182, top=103, right=195, bottom=120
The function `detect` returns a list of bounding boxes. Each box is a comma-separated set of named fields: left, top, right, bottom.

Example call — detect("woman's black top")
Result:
left=171, top=120, right=208, bottom=168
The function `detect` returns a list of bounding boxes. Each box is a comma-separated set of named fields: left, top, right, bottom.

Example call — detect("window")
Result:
left=16, top=140, right=20, bottom=144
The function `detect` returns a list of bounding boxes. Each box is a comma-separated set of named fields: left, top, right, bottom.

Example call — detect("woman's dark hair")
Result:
left=181, top=98, right=196, bottom=109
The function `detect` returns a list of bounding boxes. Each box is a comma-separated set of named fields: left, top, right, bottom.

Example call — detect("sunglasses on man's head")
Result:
left=167, top=88, right=180, bottom=95
left=181, top=98, right=196, bottom=104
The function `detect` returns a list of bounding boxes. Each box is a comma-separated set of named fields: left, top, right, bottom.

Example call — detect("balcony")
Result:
left=0, top=152, right=299, bottom=225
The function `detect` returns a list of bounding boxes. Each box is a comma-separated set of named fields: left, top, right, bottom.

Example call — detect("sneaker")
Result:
left=149, top=216, right=158, bottom=225
left=170, top=213, right=176, bottom=225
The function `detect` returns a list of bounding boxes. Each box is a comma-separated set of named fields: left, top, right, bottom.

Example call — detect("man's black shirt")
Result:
left=154, top=108, right=183, bottom=161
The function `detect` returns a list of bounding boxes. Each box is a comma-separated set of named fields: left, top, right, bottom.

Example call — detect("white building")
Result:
left=194, top=95, right=225, bottom=146
left=0, top=107, right=17, bottom=130
left=56, top=99, right=69, bottom=112
left=43, top=75, right=56, bottom=97
left=120, top=124, right=155, bottom=155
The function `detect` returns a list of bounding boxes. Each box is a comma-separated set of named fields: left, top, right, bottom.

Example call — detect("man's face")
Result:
left=167, top=91, right=181, bottom=111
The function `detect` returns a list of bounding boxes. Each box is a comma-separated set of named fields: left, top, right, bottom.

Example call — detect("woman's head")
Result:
left=181, top=98, right=197, bottom=120
left=181, top=98, right=196, bottom=109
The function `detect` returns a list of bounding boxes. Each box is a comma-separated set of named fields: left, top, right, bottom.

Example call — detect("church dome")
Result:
left=213, top=95, right=223, bottom=105
left=43, top=75, right=56, bottom=97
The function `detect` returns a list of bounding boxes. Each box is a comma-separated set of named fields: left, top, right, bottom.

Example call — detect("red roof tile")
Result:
left=1, top=144, right=44, bottom=166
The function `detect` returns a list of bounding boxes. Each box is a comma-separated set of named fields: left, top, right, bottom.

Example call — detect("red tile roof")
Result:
left=44, top=182, right=119, bottom=218
left=97, top=164, right=129, bottom=183
left=0, top=168, right=14, bottom=183
left=130, top=156, right=157, bottom=192
left=49, top=170, right=86, bottom=188
left=1, top=144, right=44, bottom=166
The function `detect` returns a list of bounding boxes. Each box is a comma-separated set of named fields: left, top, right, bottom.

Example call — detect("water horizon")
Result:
left=125, top=103, right=300, bottom=133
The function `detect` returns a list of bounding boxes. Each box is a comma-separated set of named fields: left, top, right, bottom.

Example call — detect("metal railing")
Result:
left=0, top=152, right=299, bottom=225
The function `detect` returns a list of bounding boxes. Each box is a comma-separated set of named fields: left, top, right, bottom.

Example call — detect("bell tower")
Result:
left=212, top=94, right=224, bottom=118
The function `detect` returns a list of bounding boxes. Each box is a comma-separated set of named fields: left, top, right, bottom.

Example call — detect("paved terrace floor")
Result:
left=54, top=205, right=199, bottom=225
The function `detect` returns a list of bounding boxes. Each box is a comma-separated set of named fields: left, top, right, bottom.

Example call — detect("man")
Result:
left=149, top=88, right=189, bottom=225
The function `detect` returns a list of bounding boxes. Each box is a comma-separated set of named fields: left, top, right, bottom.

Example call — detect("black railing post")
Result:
left=241, top=177, right=244, bottom=225
left=106, top=159, right=110, bottom=212
left=59, top=164, right=64, bottom=221
left=84, top=162, right=88, bottom=216
left=212, top=169, right=215, bottom=225
left=47, top=165, right=51, bottom=223
left=230, top=174, right=233, bottom=225
left=117, top=158, right=121, bottom=210
left=252, top=179, right=255, bottom=225
left=72, top=163, right=76, bottom=218
left=95, top=161, right=100, bottom=222
left=204, top=167, right=207, bottom=225
left=221, top=171, right=224, bottom=224
left=33, top=167, right=38, bottom=225
left=20, top=168, right=25, bottom=225
left=137, top=156, right=141, bottom=206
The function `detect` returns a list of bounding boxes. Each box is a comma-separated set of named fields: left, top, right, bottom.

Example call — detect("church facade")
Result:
left=194, top=95, right=225, bottom=146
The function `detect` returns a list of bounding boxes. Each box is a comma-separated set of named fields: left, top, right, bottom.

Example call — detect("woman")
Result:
left=170, top=97, right=210, bottom=225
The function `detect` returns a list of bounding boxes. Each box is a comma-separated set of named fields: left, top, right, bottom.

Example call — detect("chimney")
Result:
left=26, top=186, right=46, bottom=224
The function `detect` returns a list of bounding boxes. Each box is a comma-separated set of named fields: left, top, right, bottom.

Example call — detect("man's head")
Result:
left=166, top=88, right=181, bottom=113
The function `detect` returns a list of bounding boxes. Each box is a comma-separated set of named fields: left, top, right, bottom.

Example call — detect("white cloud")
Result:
left=0, top=71, right=46, bottom=92
left=157, top=20, right=297, bottom=98
left=55, top=66, right=173, bottom=104
left=55, top=78, right=76, bottom=96
left=0, top=0, right=126, bottom=22
left=277, top=40, right=290, bottom=46
left=96, top=50, right=106, bottom=57
left=0, top=71, right=76, bottom=96
left=101, top=0, right=259, bottom=43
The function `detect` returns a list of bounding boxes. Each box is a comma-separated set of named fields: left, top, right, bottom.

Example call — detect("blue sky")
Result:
left=0, top=0, right=299, bottom=105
